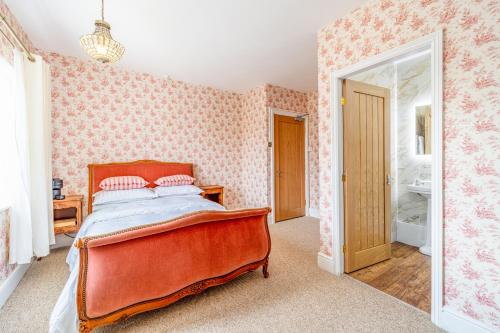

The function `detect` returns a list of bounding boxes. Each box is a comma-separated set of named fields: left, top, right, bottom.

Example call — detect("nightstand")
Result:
left=199, top=185, right=224, bottom=206
left=53, top=195, right=83, bottom=234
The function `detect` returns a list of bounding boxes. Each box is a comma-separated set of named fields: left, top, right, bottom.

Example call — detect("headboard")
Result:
left=88, top=160, right=193, bottom=214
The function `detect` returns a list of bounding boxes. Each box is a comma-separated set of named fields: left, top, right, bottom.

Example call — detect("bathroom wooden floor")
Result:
left=348, top=242, right=431, bottom=313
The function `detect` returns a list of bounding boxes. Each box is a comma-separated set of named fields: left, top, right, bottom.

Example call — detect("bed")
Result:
left=49, top=160, right=271, bottom=333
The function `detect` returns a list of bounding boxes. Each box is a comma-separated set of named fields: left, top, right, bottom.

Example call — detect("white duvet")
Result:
left=49, top=195, right=224, bottom=333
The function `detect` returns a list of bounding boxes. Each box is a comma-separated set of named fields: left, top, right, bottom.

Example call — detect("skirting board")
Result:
left=396, top=221, right=425, bottom=247
left=317, top=252, right=336, bottom=274
left=438, top=307, right=496, bottom=333
left=308, top=208, right=320, bottom=218
left=0, top=263, right=30, bottom=309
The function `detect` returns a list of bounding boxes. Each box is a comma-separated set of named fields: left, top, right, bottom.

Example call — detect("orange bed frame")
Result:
left=76, top=160, right=271, bottom=332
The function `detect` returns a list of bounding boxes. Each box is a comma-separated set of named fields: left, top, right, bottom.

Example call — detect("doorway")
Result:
left=270, top=109, right=308, bottom=222
left=328, top=31, right=443, bottom=322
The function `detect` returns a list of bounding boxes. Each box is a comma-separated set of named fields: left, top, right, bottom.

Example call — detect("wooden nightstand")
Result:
left=200, top=185, right=224, bottom=206
left=53, top=195, right=83, bottom=234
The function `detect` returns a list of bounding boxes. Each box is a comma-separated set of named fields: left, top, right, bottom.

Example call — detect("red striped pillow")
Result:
left=99, top=176, right=149, bottom=191
left=154, top=175, right=195, bottom=187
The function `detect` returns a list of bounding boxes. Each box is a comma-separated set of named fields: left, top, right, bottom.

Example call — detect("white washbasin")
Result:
left=407, top=180, right=432, bottom=256
left=407, top=180, right=431, bottom=197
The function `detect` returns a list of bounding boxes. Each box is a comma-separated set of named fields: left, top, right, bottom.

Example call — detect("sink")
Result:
left=407, top=180, right=431, bottom=198
left=407, top=180, right=432, bottom=256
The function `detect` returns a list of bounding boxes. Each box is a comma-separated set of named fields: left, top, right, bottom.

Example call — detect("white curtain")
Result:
left=8, top=50, right=54, bottom=265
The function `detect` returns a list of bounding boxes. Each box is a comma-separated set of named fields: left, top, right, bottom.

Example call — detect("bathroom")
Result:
left=346, top=50, right=432, bottom=312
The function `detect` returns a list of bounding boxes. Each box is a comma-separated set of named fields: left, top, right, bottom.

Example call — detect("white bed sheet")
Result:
left=49, top=195, right=224, bottom=333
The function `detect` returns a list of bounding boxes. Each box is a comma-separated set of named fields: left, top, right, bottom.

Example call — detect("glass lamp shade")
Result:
left=80, top=20, right=124, bottom=63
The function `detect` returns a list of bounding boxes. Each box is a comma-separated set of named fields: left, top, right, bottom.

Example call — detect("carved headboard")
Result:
left=87, top=160, right=193, bottom=213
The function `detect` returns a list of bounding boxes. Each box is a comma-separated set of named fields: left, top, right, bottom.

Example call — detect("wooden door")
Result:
left=274, top=114, right=305, bottom=222
left=343, top=79, right=391, bottom=273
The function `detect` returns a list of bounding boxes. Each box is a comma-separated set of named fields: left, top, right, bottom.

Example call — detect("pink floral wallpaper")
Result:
left=0, top=1, right=33, bottom=65
left=0, top=209, right=15, bottom=282
left=239, top=84, right=319, bottom=211
left=44, top=46, right=320, bottom=213
left=240, top=86, right=268, bottom=208
left=317, top=0, right=499, bottom=328
left=46, top=52, right=246, bottom=210
left=46, top=53, right=320, bottom=213
left=307, top=92, right=319, bottom=210
left=0, top=0, right=35, bottom=284
left=265, top=85, right=319, bottom=210
left=266, top=84, right=309, bottom=113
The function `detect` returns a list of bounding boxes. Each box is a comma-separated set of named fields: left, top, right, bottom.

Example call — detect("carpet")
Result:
left=0, top=217, right=442, bottom=332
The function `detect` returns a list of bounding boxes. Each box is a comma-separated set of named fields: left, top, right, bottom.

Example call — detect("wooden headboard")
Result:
left=88, top=160, right=193, bottom=214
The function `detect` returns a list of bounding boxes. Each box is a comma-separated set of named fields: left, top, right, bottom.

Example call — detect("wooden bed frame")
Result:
left=76, top=160, right=271, bottom=332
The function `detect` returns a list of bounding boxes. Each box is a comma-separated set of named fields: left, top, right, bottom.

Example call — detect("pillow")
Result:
left=153, top=185, right=203, bottom=198
left=99, top=176, right=148, bottom=191
left=93, top=188, right=157, bottom=206
left=154, top=174, right=195, bottom=187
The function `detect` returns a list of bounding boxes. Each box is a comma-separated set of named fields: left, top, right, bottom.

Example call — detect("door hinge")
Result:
left=268, top=142, right=272, bottom=148
left=342, top=173, right=346, bottom=182
left=341, top=97, right=346, bottom=106
left=342, top=244, right=347, bottom=253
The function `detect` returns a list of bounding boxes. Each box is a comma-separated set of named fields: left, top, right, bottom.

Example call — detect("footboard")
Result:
left=75, top=208, right=271, bottom=332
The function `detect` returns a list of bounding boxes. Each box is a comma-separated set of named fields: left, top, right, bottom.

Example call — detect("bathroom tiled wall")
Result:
left=396, top=54, right=432, bottom=225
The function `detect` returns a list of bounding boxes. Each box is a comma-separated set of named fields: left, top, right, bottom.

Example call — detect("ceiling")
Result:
left=5, top=0, right=365, bottom=92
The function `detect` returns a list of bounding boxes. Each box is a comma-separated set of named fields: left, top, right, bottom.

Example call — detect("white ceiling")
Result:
left=5, top=0, right=365, bottom=92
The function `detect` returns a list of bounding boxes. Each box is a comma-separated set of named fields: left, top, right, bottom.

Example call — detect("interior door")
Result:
left=343, top=79, right=391, bottom=273
left=274, top=114, right=305, bottom=222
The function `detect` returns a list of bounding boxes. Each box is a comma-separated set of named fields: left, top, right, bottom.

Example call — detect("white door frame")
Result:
left=269, top=107, right=309, bottom=224
left=329, top=31, right=444, bottom=324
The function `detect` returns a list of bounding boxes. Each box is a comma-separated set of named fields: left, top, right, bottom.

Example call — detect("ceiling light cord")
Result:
left=101, top=0, right=105, bottom=21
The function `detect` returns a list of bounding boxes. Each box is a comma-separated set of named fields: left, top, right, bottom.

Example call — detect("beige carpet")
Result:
left=0, top=217, right=442, bottom=333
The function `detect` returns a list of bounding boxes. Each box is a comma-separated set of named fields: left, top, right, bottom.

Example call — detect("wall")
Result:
left=0, top=209, right=14, bottom=283
left=239, top=84, right=319, bottom=212
left=0, top=1, right=33, bottom=64
left=306, top=91, right=319, bottom=209
left=396, top=54, right=431, bottom=225
left=47, top=53, right=320, bottom=213
left=47, top=52, right=245, bottom=210
left=240, top=86, right=268, bottom=207
left=317, top=0, right=499, bottom=329
left=266, top=85, right=319, bottom=211
left=0, top=0, right=36, bottom=286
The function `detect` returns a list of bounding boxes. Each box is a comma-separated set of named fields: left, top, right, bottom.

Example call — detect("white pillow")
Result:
left=93, top=188, right=157, bottom=206
left=153, top=185, right=203, bottom=198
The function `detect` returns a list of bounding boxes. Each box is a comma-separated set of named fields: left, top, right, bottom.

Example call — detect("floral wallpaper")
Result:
left=240, top=86, right=268, bottom=208
left=307, top=91, right=319, bottom=210
left=317, top=0, right=499, bottom=328
left=46, top=52, right=246, bottom=210
left=240, top=84, right=319, bottom=211
left=266, top=84, right=309, bottom=113
left=0, top=1, right=33, bottom=65
left=46, top=53, right=320, bottom=214
left=0, top=209, right=15, bottom=282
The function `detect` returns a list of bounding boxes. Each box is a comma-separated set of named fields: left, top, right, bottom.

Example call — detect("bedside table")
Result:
left=53, top=195, right=83, bottom=234
left=199, top=185, right=224, bottom=206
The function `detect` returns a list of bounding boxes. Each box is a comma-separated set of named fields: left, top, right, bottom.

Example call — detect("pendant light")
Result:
left=80, top=0, right=125, bottom=64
